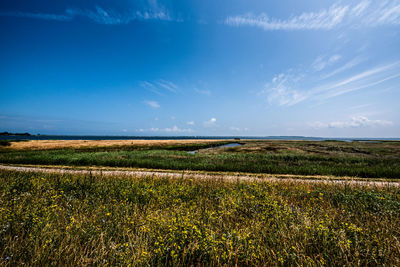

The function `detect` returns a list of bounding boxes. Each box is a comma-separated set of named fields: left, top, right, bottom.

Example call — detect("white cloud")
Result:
left=156, top=79, right=178, bottom=93
left=144, top=100, right=160, bottom=108
left=322, top=72, right=400, bottom=100
left=229, top=127, right=249, bottom=132
left=141, top=80, right=178, bottom=95
left=230, top=127, right=241, bottom=131
left=69, top=6, right=172, bottom=24
left=264, top=73, right=308, bottom=106
left=225, top=1, right=400, bottom=31
left=225, top=5, right=349, bottom=30
left=136, top=125, right=193, bottom=133
left=0, top=4, right=174, bottom=24
left=321, top=57, right=364, bottom=79
left=204, top=118, right=217, bottom=126
left=187, top=121, right=195, bottom=126
left=327, top=63, right=399, bottom=89
left=164, top=125, right=193, bottom=133
left=312, top=54, right=341, bottom=71
left=264, top=61, right=400, bottom=106
left=351, top=1, right=371, bottom=17
left=309, top=116, right=393, bottom=129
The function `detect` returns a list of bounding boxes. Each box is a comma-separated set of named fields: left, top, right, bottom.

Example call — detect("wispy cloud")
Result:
left=0, top=11, right=72, bottom=21
left=265, top=73, right=308, bottom=106
left=187, top=121, right=195, bottom=126
left=67, top=6, right=173, bottom=24
left=164, top=125, right=192, bottom=133
left=0, top=4, right=174, bottom=24
left=155, top=79, right=178, bottom=93
left=321, top=57, right=364, bottom=79
left=312, top=55, right=341, bottom=72
left=225, top=5, right=348, bottom=30
left=225, top=1, right=400, bottom=31
left=144, top=100, right=160, bottom=108
left=141, top=80, right=178, bottom=95
left=136, top=125, right=193, bottom=133
left=204, top=118, right=217, bottom=127
left=321, top=71, right=400, bottom=100
left=194, top=88, right=211, bottom=96
left=327, top=63, right=399, bottom=89
left=141, top=81, right=163, bottom=96
left=309, top=116, right=393, bottom=129
left=264, top=60, right=400, bottom=106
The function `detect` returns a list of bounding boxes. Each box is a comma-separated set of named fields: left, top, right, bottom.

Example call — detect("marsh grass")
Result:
left=0, top=170, right=399, bottom=265
left=1, top=140, right=399, bottom=178
left=0, top=148, right=399, bottom=178
left=4, top=139, right=228, bottom=151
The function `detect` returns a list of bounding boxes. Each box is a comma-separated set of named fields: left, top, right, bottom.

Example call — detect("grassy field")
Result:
left=1, top=140, right=400, bottom=178
left=2, top=139, right=228, bottom=150
left=1, top=170, right=399, bottom=265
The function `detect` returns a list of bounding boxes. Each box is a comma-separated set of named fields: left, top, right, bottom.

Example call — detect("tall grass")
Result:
left=0, top=170, right=399, bottom=265
left=0, top=148, right=399, bottom=178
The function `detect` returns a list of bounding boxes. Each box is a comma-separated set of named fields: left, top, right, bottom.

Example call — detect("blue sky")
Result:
left=0, top=0, right=399, bottom=137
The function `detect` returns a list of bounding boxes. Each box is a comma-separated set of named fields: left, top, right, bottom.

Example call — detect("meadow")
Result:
left=1, top=140, right=400, bottom=178
left=1, top=170, right=399, bottom=265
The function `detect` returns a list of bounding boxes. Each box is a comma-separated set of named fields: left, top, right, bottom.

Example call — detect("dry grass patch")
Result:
left=6, top=139, right=225, bottom=150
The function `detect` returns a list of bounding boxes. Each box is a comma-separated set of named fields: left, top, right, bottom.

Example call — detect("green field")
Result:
left=1, top=140, right=400, bottom=178
left=1, top=170, right=399, bottom=265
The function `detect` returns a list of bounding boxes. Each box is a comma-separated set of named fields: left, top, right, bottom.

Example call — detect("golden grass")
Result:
left=7, top=139, right=224, bottom=150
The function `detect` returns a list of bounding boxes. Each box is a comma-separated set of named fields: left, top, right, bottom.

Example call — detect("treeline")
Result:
left=0, top=132, right=31, bottom=136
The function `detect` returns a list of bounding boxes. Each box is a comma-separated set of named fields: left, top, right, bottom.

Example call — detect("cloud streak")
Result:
left=225, top=1, right=400, bottom=31
left=312, top=55, right=341, bottom=72
left=66, top=6, right=171, bottom=25
left=155, top=80, right=178, bottom=93
left=0, top=11, right=72, bottom=21
left=144, top=100, right=160, bottom=108
left=0, top=5, right=174, bottom=24
left=137, top=125, right=193, bottom=133
left=141, top=80, right=178, bottom=95
left=264, top=60, right=400, bottom=107
left=309, top=116, right=393, bottom=129
left=225, top=5, right=348, bottom=30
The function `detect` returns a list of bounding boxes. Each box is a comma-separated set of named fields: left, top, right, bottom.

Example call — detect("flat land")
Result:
left=1, top=139, right=399, bottom=178
left=2, top=139, right=226, bottom=150
left=1, top=139, right=399, bottom=265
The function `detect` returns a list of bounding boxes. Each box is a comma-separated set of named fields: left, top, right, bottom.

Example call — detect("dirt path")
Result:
left=0, top=164, right=399, bottom=187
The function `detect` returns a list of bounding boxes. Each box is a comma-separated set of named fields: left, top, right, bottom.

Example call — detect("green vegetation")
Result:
left=1, top=170, right=399, bottom=265
left=1, top=140, right=400, bottom=178
left=0, top=141, right=11, bottom=147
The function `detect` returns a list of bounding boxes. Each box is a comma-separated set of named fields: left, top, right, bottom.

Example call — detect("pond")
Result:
left=188, top=143, right=243, bottom=154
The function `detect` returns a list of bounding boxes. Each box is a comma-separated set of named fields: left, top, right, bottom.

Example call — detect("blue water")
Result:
left=188, top=142, right=243, bottom=154
left=0, top=135, right=399, bottom=141
left=218, top=143, right=243, bottom=148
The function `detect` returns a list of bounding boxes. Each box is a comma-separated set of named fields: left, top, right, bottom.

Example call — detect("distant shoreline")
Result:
left=0, top=132, right=31, bottom=136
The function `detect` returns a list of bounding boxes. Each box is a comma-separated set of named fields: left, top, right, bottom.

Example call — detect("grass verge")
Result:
left=0, top=170, right=399, bottom=265
left=0, top=148, right=399, bottom=178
